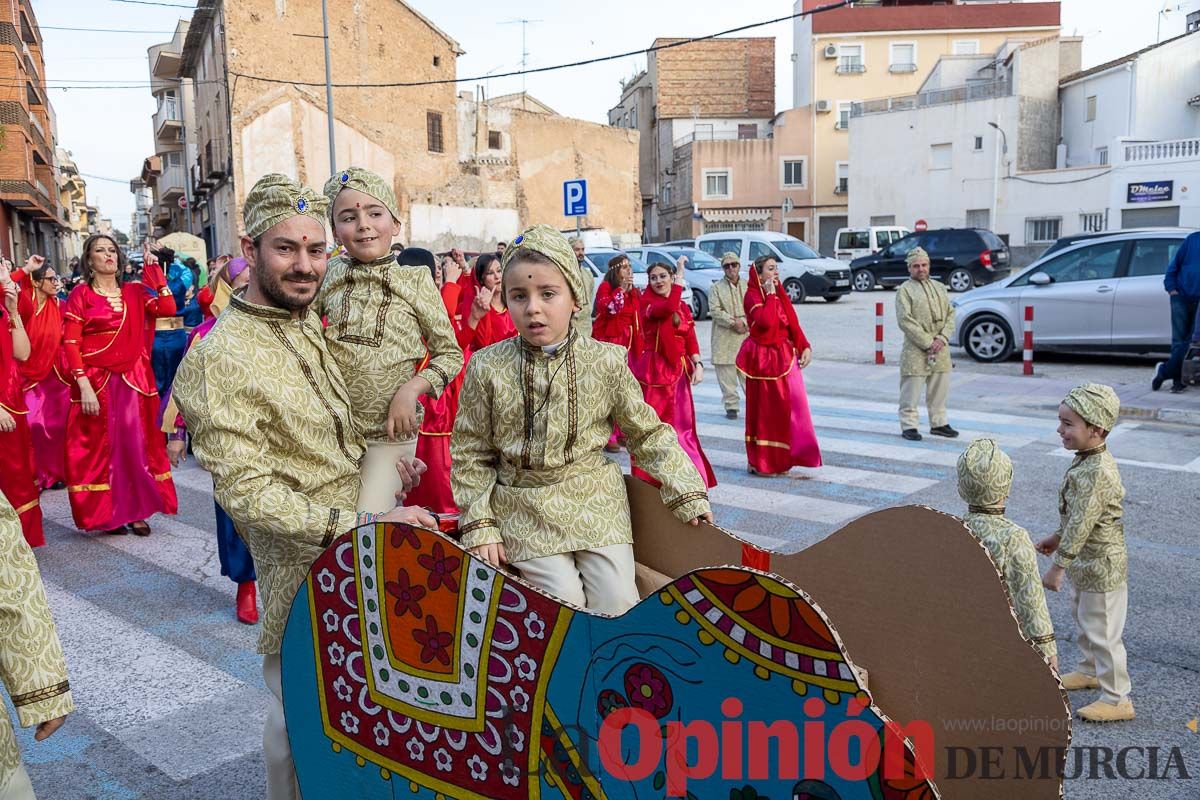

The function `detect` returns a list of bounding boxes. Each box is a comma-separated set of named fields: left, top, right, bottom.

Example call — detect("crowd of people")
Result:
left=0, top=167, right=1137, bottom=800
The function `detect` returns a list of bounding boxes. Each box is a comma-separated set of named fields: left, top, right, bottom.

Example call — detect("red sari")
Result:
left=736, top=269, right=822, bottom=474
left=62, top=269, right=179, bottom=532
left=14, top=271, right=68, bottom=489
left=592, top=281, right=642, bottom=354
left=630, top=283, right=717, bottom=488
left=0, top=305, right=43, bottom=547
left=455, top=279, right=517, bottom=352
left=409, top=282, right=467, bottom=515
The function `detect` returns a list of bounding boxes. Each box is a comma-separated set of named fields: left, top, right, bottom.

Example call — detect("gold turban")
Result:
left=1063, top=382, right=1120, bottom=431
left=905, top=246, right=930, bottom=267
left=243, top=174, right=328, bottom=240
left=956, top=438, right=1013, bottom=509
left=501, top=224, right=587, bottom=307
left=322, top=166, right=400, bottom=222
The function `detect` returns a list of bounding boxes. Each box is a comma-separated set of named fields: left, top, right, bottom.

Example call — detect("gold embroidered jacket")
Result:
left=896, top=278, right=955, bottom=377
left=1053, top=445, right=1128, bottom=593
left=1, top=494, right=73, bottom=785
left=174, top=294, right=365, bottom=653
left=314, top=254, right=463, bottom=442
left=709, top=277, right=748, bottom=365
left=963, top=511, right=1057, bottom=659
left=451, top=334, right=711, bottom=562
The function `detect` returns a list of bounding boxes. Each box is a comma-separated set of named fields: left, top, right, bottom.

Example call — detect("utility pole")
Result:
left=321, top=0, right=336, bottom=174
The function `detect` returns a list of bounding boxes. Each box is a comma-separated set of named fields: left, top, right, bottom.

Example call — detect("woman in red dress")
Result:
left=456, top=253, right=516, bottom=351
left=631, top=259, right=717, bottom=489
left=63, top=234, right=179, bottom=535
left=593, top=254, right=642, bottom=452
left=737, top=254, right=822, bottom=477
left=13, top=261, right=68, bottom=490
left=0, top=261, right=43, bottom=547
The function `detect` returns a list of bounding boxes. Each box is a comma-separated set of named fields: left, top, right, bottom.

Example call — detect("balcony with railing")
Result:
left=154, top=102, right=183, bottom=144
left=158, top=163, right=186, bottom=201
left=851, top=77, right=1012, bottom=118
left=1119, top=137, right=1200, bottom=164
left=835, top=61, right=866, bottom=75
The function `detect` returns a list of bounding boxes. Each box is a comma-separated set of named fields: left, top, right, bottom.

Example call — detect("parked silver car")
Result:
left=951, top=229, right=1189, bottom=362
left=627, top=245, right=725, bottom=319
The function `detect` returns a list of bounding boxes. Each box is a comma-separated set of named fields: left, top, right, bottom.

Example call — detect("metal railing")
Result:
left=153, top=104, right=182, bottom=138
left=672, top=129, right=759, bottom=148
left=158, top=163, right=186, bottom=197
left=888, top=63, right=918, bottom=74
left=836, top=62, right=866, bottom=74
left=1121, top=137, right=1200, bottom=163
left=851, top=78, right=1011, bottom=117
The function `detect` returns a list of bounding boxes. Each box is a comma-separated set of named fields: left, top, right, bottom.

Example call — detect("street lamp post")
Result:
left=987, top=120, right=1008, bottom=233
left=321, top=0, right=336, bottom=174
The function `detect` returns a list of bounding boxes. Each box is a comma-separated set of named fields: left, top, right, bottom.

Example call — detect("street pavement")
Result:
left=15, top=351, right=1200, bottom=799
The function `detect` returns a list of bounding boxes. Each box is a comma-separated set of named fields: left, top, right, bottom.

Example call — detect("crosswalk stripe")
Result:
left=700, top=445, right=937, bottom=495
left=695, top=421, right=962, bottom=467
left=706, top=482, right=870, bottom=525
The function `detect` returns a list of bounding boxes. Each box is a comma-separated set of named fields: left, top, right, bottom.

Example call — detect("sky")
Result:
left=38, top=0, right=1191, bottom=230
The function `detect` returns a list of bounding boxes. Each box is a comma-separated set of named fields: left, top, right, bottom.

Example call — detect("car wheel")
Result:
left=852, top=269, right=876, bottom=291
left=783, top=278, right=806, bottom=304
left=691, top=289, right=708, bottom=320
left=963, top=315, right=1013, bottom=362
left=948, top=268, right=974, bottom=292
left=823, top=294, right=843, bottom=303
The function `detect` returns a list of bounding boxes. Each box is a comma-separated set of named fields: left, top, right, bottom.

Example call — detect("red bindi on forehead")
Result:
left=302, top=235, right=308, bottom=241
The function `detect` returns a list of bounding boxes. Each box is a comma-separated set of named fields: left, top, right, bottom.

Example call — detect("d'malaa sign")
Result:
left=1127, top=180, right=1173, bottom=203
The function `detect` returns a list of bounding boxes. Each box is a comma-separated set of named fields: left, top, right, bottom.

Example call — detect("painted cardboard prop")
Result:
left=282, top=481, right=1069, bottom=799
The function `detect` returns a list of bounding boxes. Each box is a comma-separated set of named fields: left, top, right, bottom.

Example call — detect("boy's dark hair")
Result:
left=390, top=242, right=405, bottom=253
left=398, top=247, right=437, bottom=281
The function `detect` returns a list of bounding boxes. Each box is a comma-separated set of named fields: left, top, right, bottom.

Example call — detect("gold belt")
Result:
left=155, top=317, right=184, bottom=331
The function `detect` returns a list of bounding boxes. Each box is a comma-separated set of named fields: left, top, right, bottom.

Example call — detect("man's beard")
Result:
left=257, top=266, right=318, bottom=312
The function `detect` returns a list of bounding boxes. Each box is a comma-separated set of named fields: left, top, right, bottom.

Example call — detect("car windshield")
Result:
left=774, top=239, right=821, bottom=260
left=669, top=249, right=721, bottom=270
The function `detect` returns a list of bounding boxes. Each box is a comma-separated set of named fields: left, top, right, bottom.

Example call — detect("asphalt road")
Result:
left=15, top=355, right=1200, bottom=800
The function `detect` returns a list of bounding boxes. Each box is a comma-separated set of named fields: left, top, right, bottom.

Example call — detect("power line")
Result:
left=230, top=1, right=850, bottom=89
left=80, top=172, right=138, bottom=184
left=40, top=24, right=177, bottom=34
left=109, top=0, right=196, bottom=6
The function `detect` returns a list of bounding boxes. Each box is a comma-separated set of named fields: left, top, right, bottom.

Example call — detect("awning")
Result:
left=703, top=208, right=773, bottom=223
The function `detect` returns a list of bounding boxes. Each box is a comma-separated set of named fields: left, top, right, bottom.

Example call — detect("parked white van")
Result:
left=695, top=231, right=852, bottom=303
left=834, top=226, right=911, bottom=263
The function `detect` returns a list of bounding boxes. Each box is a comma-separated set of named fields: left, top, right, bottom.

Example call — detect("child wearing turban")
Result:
left=956, top=439, right=1057, bottom=669
left=451, top=225, right=712, bottom=615
left=1036, top=383, right=1133, bottom=722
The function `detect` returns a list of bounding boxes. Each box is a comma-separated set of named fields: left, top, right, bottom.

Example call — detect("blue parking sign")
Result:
left=563, top=179, right=588, bottom=217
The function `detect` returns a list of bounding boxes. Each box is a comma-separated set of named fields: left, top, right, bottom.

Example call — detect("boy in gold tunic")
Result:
left=315, top=167, right=463, bottom=513
left=1037, top=383, right=1133, bottom=723
left=453, top=225, right=712, bottom=615
left=1, top=494, right=72, bottom=800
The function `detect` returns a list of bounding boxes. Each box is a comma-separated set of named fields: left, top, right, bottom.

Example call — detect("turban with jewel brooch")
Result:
left=243, top=173, right=328, bottom=240
left=322, top=166, right=401, bottom=222
left=500, top=224, right=587, bottom=307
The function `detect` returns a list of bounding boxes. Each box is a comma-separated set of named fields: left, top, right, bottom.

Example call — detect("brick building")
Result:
left=0, top=0, right=64, bottom=261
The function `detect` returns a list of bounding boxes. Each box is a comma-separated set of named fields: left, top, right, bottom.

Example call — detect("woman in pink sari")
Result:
left=737, top=254, right=822, bottom=476
left=63, top=234, right=178, bottom=535
left=13, top=261, right=68, bottom=489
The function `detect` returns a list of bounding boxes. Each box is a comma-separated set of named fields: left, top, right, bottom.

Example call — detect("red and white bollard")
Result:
left=1023, top=305, right=1034, bottom=376
left=875, top=302, right=885, bottom=365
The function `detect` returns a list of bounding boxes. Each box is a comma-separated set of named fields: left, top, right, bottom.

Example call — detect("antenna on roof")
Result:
left=500, top=18, right=544, bottom=95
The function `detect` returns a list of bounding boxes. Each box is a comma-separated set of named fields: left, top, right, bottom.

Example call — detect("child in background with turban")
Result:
left=315, top=167, right=463, bottom=514
left=452, top=225, right=712, bottom=615
left=956, top=439, right=1057, bottom=671
left=1037, top=383, right=1133, bottom=723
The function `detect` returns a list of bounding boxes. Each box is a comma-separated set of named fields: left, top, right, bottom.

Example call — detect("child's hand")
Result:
left=393, top=456, right=427, bottom=502
left=1041, top=564, right=1065, bottom=592
left=1035, top=534, right=1060, bottom=555
left=687, top=512, right=714, bottom=527
left=470, top=542, right=507, bottom=566
left=35, top=715, right=67, bottom=742
left=167, top=439, right=187, bottom=467
left=379, top=505, right=437, bottom=530
left=386, top=386, right=419, bottom=440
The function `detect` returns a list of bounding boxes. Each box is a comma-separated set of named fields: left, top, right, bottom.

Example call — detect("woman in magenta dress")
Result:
left=62, top=234, right=178, bottom=535
left=737, top=253, right=822, bottom=476
left=593, top=254, right=642, bottom=452
left=631, top=259, right=716, bottom=488
left=0, top=261, right=43, bottom=547
left=13, top=260, right=68, bottom=490
left=455, top=253, right=516, bottom=352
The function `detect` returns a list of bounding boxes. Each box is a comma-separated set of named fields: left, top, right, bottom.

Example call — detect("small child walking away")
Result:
left=956, top=438, right=1057, bottom=671
left=1037, top=383, right=1133, bottom=723
left=452, top=225, right=713, bottom=616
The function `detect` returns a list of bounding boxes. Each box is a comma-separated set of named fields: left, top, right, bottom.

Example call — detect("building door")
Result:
left=787, top=221, right=806, bottom=241
left=819, top=216, right=848, bottom=257
left=1121, top=206, right=1180, bottom=228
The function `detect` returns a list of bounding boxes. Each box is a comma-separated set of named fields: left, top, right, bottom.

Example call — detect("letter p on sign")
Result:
left=564, top=179, right=588, bottom=217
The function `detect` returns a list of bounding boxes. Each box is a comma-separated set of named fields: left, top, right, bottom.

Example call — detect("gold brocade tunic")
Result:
left=174, top=294, right=366, bottom=654
left=314, top=254, right=463, bottom=442
left=962, top=511, right=1057, bottom=659
left=709, top=277, right=748, bottom=366
left=896, top=278, right=955, bottom=377
left=1, top=495, right=73, bottom=786
left=452, top=334, right=711, bottom=562
left=1053, top=445, right=1128, bottom=593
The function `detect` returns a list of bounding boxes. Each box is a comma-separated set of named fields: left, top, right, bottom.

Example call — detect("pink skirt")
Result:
left=24, top=377, right=69, bottom=489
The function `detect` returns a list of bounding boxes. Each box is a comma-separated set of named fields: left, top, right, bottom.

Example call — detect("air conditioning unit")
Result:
left=815, top=99, right=832, bottom=113
left=823, top=44, right=839, bottom=59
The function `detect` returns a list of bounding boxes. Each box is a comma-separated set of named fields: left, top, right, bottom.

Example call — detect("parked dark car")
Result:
left=849, top=228, right=1011, bottom=292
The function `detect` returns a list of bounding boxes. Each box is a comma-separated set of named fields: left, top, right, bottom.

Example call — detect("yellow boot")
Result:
left=1077, top=698, right=1135, bottom=723
left=1059, top=671, right=1100, bottom=690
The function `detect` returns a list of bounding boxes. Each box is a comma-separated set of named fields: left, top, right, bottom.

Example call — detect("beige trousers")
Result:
left=356, top=438, right=419, bottom=514
left=0, top=764, right=35, bottom=800
left=262, top=653, right=300, bottom=800
left=1072, top=585, right=1131, bottom=704
left=898, top=371, right=950, bottom=431
left=515, top=543, right=639, bottom=616
left=714, top=364, right=745, bottom=412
